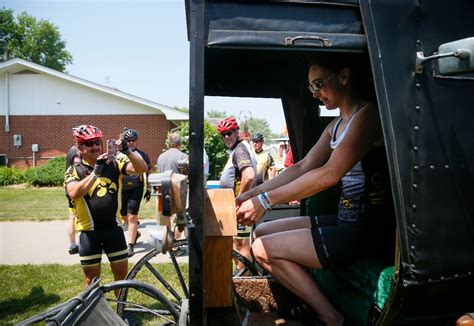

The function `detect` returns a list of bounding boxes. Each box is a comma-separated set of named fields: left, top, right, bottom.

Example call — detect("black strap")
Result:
left=161, top=171, right=173, bottom=216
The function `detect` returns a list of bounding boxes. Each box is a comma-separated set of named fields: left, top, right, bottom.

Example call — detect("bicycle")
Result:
left=18, top=277, right=184, bottom=325
left=114, top=230, right=261, bottom=324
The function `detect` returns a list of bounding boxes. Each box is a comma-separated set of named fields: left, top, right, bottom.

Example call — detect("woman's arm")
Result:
left=270, top=104, right=382, bottom=205
left=236, top=125, right=334, bottom=206
left=237, top=103, right=383, bottom=225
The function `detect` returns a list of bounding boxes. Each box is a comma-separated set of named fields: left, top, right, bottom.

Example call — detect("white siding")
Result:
left=7, top=72, right=161, bottom=116
left=0, top=71, right=8, bottom=116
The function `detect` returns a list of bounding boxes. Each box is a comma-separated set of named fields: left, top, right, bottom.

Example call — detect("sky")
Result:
left=3, top=0, right=287, bottom=133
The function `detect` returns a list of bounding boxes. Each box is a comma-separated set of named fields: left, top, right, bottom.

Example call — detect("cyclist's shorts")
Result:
left=120, top=186, right=144, bottom=216
left=235, top=223, right=251, bottom=239
left=79, top=225, right=128, bottom=266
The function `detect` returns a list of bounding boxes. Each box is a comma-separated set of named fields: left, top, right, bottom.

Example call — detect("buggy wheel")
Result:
left=117, top=246, right=188, bottom=323
left=104, top=280, right=180, bottom=324
left=232, top=249, right=262, bottom=277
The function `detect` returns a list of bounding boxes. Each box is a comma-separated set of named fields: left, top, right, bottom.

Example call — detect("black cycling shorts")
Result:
left=79, top=225, right=128, bottom=266
left=310, top=215, right=375, bottom=270
left=120, top=186, right=144, bottom=216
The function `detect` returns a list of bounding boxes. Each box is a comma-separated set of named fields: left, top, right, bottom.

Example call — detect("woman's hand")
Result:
left=236, top=197, right=266, bottom=226
left=235, top=191, right=253, bottom=208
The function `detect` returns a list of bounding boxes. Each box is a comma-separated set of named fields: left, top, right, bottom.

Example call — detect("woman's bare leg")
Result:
left=252, top=229, right=344, bottom=326
left=254, top=216, right=311, bottom=239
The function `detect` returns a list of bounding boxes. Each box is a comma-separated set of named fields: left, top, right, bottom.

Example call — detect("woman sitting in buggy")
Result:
left=236, top=54, right=396, bottom=326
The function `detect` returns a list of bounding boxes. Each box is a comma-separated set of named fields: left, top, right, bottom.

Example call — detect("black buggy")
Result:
left=21, top=1, right=474, bottom=325
left=185, top=0, right=474, bottom=325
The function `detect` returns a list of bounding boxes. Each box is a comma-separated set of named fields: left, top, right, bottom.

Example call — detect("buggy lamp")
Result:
left=147, top=171, right=188, bottom=253
left=148, top=171, right=187, bottom=218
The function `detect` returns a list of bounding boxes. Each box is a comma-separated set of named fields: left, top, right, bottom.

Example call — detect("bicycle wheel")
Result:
left=105, top=280, right=180, bottom=325
left=117, top=244, right=188, bottom=322
left=232, top=249, right=261, bottom=277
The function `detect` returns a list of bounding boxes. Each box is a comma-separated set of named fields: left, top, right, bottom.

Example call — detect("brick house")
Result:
left=0, top=58, right=188, bottom=168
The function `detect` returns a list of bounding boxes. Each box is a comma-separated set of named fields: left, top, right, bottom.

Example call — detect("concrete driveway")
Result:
left=0, top=219, right=187, bottom=265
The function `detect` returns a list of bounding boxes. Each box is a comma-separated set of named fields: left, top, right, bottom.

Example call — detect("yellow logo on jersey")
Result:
left=89, top=178, right=117, bottom=197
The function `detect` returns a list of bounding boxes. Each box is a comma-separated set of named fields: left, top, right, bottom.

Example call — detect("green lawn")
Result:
left=0, top=263, right=188, bottom=325
left=0, top=185, right=183, bottom=324
left=0, top=185, right=157, bottom=221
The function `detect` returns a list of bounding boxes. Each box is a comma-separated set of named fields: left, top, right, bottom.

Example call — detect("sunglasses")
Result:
left=127, top=139, right=137, bottom=143
left=220, top=130, right=235, bottom=137
left=308, top=72, right=337, bottom=94
left=82, top=140, right=101, bottom=147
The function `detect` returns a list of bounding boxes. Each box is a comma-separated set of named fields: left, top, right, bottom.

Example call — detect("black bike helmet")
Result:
left=122, top=128, right=139, bottom=140
left=251, top=133, right=264, bottom=142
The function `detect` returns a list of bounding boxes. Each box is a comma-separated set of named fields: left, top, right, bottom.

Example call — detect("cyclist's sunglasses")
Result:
left=308, top=72, right=336, bottom=94
left=221, top=130, right=235, bottom=137
left=82, top=140, right=101, bottom=147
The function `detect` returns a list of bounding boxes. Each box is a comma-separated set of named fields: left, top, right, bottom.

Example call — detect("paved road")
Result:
left=0, top=219, right=187, bottom=265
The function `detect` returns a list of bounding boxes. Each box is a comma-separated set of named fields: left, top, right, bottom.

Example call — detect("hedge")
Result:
left=0, top=156, right=66, bottom=187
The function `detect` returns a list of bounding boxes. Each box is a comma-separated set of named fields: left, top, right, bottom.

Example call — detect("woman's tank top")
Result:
left=330, top=102, right=393, bottom=223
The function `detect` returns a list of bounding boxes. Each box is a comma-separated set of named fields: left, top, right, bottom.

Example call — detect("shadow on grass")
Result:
left=0, top=286, right=60, bottom=322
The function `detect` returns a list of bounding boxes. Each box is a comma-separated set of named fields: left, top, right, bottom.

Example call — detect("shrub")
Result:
left=25, top=156, right=67, bottom=186
left=179, top=121, right=228, bottom=180
left=0, top=166, right=26, bottom=186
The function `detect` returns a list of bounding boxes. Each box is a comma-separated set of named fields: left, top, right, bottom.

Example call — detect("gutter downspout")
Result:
left=5, top=71, right=10, bottom=132
left=170, top=125, right=182, bottom=133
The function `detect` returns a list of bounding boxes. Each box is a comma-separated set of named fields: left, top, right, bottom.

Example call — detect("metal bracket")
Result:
left=415, top=49, right=470, bottom=74
left=285, top=35, right=331, bottom=47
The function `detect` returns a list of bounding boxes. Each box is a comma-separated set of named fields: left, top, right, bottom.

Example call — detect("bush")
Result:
left=179, top=121, right=228, bottom=180
left=0, top=166, right=26, bottom=186
left=0, top=156, right=67, bottom=187
left=25, top=156, right=66, bottom=186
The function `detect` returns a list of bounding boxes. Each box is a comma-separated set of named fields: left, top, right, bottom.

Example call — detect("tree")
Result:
left=247, top=117, right=273, bottom=140
left=173, top=106, right=189, bottom=113
left=0, top=8, right=72, bottom=72
left=179, top=121, right=228, bottom=180
left=207, top=109, right=227, bottom=118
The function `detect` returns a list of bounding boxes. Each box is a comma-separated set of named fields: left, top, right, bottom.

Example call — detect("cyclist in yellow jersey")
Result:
left=64, top=125, right=148, bottom=292
left=251, top=133, right=276, bottom=185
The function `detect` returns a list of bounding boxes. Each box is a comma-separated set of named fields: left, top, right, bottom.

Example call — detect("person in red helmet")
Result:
left=64, top=124, right=148, bottom=294
left=217, top=117, right=257, bottom=272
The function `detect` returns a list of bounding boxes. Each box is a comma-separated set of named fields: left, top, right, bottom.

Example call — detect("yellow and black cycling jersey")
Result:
left=64, top=156, right=129, bottom=231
